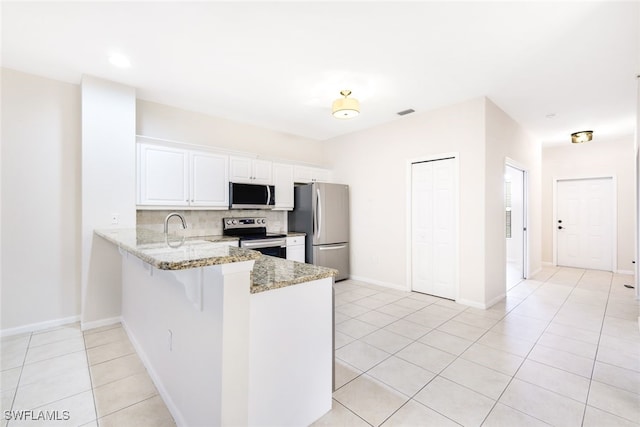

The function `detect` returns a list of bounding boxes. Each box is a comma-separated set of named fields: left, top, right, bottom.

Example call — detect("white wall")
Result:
left=541, top=136, right=635, bottom=274
left=484, top=99, right=541, bottom=303
left=324, top=97, right=540, bottom=307
left=81, top=76, right=136, bottom=327
left=325, top=98, right=491, bottom=305
left=137, top=100, right=327, bottom=166
left=1, top=68, right=81, bottom=332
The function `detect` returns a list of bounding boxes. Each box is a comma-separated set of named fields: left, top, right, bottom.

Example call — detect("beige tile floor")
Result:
left=1, top=266, right=638, bottom=427
left=315, top=267, right=640, bottom=427
left=1, top=323, right=175, bottom=427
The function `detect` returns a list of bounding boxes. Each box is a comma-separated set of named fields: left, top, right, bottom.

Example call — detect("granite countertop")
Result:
left=95, top=228, right=259, bottom=270
left=95, top=228, right=336, bottom=292
left=251, top=256, right=337, bottom=294
left=286, top=232, right=306, bottom=237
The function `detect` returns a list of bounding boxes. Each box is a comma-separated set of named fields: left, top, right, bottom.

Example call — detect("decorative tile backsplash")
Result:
left=137, top=209, right=288, bottom=236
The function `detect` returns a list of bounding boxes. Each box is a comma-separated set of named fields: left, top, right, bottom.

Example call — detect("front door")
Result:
left=556, top=178, right=613, bottom=271
left=411, top=157, right=457, bottom=299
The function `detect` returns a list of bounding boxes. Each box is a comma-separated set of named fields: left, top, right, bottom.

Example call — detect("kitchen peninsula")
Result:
left=95, top=228, right=336, bottom=427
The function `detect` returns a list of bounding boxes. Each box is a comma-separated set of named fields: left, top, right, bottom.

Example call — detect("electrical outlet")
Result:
left=111, top=213, right=119, bottom=225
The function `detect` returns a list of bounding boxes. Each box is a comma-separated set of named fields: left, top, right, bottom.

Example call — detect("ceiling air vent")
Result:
left=397, top=108, right=415, bottom=116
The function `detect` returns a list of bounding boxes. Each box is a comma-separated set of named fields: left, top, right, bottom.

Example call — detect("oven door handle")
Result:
left=242, top=239, right=286, bottom=248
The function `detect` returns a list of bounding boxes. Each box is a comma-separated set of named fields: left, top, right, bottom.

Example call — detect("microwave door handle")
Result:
left=266, top=185, right=271, bottom=205
left=316, top=188, right=322, bottom=240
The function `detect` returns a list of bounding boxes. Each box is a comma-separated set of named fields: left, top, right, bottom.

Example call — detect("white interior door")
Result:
left=411, top=158, right=456, bottom=299
left=557, top=178, right=613, bottom=271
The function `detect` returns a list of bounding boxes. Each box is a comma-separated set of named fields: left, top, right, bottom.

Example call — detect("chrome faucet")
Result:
left=164, top=212, right=187, bottom=234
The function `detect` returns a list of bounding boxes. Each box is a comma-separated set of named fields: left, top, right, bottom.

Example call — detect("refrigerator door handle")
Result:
left=316, top=188, right=322, bottom=240
left=318, top=245, right=346, bottom=251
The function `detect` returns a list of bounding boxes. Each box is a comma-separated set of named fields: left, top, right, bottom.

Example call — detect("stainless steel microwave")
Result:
left=229, top=183, right=275, bottom=209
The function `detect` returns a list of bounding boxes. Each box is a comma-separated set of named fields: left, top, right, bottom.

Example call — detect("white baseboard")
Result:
left=485, top=293, right=506, bottom=309
left=541, top=261, right=555, bottom=267
left=81, top=316, right=122, bottom=332
left=616, top=269, right=635, bottom=275
left=456, top=293, right=505, bottom=310
left=455, top=298, right=487, bottom=309
left=0, top=315, right=80, bottom=338
left=347, top=275, right=408, bottom=292
left=121, top=320, right=187, bottom=427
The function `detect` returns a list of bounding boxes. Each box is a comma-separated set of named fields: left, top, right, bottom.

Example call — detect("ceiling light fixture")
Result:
left=571, top=130, right=593, bottom=144
left=332, top=90, right=360, bottom=119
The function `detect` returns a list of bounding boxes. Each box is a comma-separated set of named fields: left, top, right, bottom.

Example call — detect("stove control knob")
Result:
left=232, top=219, right=237, bottom=225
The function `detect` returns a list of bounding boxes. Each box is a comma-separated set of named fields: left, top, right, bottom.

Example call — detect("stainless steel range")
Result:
left=222, top=217, right=287, bottom=258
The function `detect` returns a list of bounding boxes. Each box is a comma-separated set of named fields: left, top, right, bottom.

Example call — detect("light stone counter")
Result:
left=95, top=228, right=257, bottom=270
left=251, top=256, right=336, bottom=294
left=95, top=228, right=336, bottom=292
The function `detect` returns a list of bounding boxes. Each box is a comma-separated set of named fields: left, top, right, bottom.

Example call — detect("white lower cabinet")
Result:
left=286, top=236, right=306, bottom=263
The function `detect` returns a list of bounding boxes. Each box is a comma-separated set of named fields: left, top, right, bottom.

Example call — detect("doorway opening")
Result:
left=505, top=163, right=527, bottom=290
left=409, top=154, right=458, bottom=300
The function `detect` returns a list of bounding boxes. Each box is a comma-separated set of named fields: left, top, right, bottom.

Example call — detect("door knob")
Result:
left=558, top=226, right=563, bottom=230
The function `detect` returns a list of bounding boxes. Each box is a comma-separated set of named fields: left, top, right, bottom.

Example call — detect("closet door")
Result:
left=411, top=158, right=456, bottom=299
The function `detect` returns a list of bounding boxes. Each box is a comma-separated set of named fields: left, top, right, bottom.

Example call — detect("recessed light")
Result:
left=108, top=53, right=131, bottom=68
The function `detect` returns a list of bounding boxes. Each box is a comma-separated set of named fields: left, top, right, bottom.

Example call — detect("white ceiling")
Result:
left=2, top=1, right=638, bottom=144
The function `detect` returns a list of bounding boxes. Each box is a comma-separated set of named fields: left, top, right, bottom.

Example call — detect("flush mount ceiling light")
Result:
left=332, top=90, right=360, bottom=119
left=108, top=53, right=131, bottom=68
left=571, top=130, right=593, bottom=144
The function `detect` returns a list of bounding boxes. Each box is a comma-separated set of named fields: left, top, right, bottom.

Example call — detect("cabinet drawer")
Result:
left=286, top=236, right=304, bottom=246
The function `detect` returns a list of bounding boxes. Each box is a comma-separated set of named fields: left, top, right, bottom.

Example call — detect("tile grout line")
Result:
left=580, top=270, right=613, bottom=426
left=476, top=267, right=584, bottom=426
left=5, top=332, right=33, bottom=427
left=332, top=270, right=637, bottom=426
left=82, top=331, right=100, bottom=426
left=339, top=279, right=532, bottom=426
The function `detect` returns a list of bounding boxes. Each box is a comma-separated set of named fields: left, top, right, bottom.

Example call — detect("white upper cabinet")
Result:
left=138, top=144, right=189, bottom=206
left=190, top=151, right=229, bottom=207
left=137, top=143, right=228, bottom=208
left=293, top=165, right=332, bottom=184
left=229, top=156, right=272, bottom=185
left=272, top=163, right=294, bottom=210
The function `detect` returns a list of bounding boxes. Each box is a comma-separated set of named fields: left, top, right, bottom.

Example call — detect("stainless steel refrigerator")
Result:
left=288, top=182, right=350, bottom=281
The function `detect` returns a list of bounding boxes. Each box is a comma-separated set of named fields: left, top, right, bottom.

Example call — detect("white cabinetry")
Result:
left=138, top=144, right=189, bottom=206
left=137, top=143, right=228, bottom=208
left=286, top=236, right=306, bottom=263
left=189, top=150, right=229, bottom=207
left=293, top=165, right=332, bottom=184
left=272, top=163, right=294, bottom=210
left=230, top=156, right=272, bottom=185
